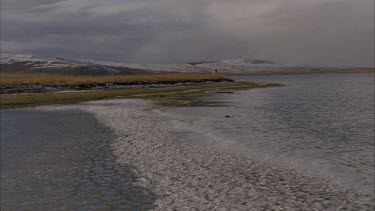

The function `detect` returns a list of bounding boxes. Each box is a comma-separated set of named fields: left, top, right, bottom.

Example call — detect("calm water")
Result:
left=167, top=73, right=375, bottom=193
left=0, top=110, right=156, bottom=210
left=1, top=73, right=373, bottom=209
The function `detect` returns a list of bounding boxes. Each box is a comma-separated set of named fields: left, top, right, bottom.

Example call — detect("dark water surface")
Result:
left=0, top=110, right=156, bottom=210
left=167, top=73, right=375, bottom=193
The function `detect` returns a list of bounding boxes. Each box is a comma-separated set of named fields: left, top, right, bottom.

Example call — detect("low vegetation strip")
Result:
left=0, top=73, right=229, bottom=87
left=0, top=82, right=282, bottom=109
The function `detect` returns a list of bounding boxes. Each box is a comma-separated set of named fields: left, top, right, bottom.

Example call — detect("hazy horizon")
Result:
left=1, top=0, right=374, bottom=67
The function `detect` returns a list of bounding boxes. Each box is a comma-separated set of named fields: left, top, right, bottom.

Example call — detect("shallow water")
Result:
left=1, top=73, right=373, bottom=209
left=166, top=73, right=375, bottom=194
left=0, top=109, right=156, bottom=210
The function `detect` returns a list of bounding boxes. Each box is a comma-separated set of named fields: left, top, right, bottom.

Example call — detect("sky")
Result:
left=1, top=0, right=374, bottom=67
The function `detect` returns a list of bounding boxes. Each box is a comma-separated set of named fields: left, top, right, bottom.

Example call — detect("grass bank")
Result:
left=0, top=82, right=282, bottom=109
left=0, top=73, right=229, bottom=87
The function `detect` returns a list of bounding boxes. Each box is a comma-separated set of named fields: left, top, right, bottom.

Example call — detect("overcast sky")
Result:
left=1, top=0, right=374, bottom=66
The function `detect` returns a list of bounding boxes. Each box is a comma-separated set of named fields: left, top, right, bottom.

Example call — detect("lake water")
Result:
left=1, top=73, right=373, bottom=210
left=0, top=110, right=156, bottom=210
left=166, top=73, right=375, bottom=194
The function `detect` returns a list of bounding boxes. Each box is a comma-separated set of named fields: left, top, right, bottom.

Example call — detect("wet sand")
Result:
left=1, top=99, right=374, bottom=210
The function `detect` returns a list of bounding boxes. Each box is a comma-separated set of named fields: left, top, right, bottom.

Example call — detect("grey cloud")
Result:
left=1, top=0, right=374, bottom=66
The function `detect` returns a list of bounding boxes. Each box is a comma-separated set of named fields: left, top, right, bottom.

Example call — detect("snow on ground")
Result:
left=0, top=53, right=355, bottom=75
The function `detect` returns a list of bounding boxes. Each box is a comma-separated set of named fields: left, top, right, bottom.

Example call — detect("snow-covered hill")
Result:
left=0, top=53, right=358, bottom=75
left=0, top=54, right=152, bottom=75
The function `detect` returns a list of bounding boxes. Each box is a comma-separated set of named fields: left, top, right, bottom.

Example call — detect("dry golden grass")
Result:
left=0, top=82, right=282, bottom=109
left=0, top=73, right=227, bottom=87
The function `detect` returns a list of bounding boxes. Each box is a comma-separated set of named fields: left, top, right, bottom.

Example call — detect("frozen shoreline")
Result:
left=2, top=99, right=374, bottom=210
left=73, top=99, right=373, bottom=210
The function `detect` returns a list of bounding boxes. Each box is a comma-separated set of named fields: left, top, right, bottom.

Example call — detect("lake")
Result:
left=1, top=73, right=373, bottom=210
left=166, top=73, right=375, bottom=194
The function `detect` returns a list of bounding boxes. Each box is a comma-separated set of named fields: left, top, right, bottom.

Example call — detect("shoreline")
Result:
left=1, top=107, right=157, bottom=210
left=2, top=99, right=374, bottom=210
left=0, top=76, right=233, bottom=94
left=81, top=99, right=375, bottom=209
left=0, top=81, right=229, bottom=94
left=222, top=68, right=375, bottom=76
left=0, top=82, right=282, bottom=109
left=1, top=70, right=373, bottom=94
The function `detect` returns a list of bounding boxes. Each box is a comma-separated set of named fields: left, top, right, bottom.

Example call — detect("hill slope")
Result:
left=1, top=54, right=371, bottom=75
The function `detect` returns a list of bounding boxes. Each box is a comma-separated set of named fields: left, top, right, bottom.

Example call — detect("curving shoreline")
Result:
left=2, top=98, right=374, bottom=210
left=82, top=99, right=374, bottom=210
left=0, top=82, right=281, bottom=109
left=0, top=107, right=157, bottom=210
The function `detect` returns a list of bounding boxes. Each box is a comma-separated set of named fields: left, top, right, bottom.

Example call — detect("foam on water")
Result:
left=164, top=73, right=375, bottom=194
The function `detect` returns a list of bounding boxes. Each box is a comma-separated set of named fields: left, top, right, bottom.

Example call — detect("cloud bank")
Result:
left=1, top=0, right=374, bottom=66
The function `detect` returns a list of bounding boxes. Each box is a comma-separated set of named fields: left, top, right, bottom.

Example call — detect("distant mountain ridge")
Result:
left=0, top=54, right=151, bottom=75
left=0, top=53, right=367, bottom=75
